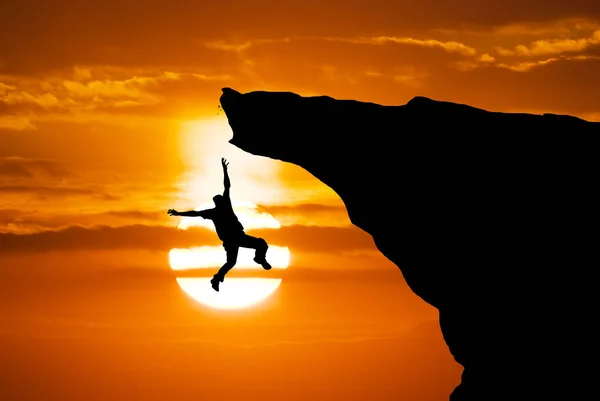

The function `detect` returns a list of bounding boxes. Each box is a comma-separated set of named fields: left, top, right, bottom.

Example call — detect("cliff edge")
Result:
left=219, top=87, right=599, bottom=400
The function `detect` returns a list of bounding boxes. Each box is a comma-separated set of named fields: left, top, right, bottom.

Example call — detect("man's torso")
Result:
left=207, top=204, right=244, bottom=241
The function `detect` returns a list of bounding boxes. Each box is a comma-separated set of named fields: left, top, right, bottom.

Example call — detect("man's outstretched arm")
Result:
left=222, top=157, right=231, bottom=198
left=168, top=209, right=211, bottom=218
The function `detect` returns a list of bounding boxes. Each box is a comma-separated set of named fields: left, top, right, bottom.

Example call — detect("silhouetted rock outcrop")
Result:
left=219, top=87, right=599, bottom=401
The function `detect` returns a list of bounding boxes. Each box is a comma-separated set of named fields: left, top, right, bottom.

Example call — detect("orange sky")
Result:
left=2, top=1, right=599, bottom=400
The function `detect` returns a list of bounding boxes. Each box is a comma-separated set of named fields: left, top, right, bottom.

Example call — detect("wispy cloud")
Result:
left=497, top=54, right=600, bottom=71
left=0, top=156, right=72, bottom=179
left=324, top=36, right=477, bottom=56
left=0, top=184, right=117, bottom=200
left=204, top=35, right=477, bottom=57
left=496, top=28, right=600, bottom=57
left=0, top=208, right=169, bottom=234
left=204, top=38, right=292, bottom=52
left=0, top=224, right=375, bottom=253
left=455, top=53, right=600, bottom=72
left=0, top=115, right=35, bottom=130
left=258, top=203, right=350, bottom=227
left=391, top=66, right=431, bottom=88
left=0, top=224, right=211, bottom=252
left=437, top=18, right=600, bottom=72
left=201, top=30, right=600, bottom=76
left=1, top=202, right=352, bottom=235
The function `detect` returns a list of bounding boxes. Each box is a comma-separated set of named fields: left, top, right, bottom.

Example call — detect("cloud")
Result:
left=0, top=156, right=72, bottom=178
left=105, top=210, right=165, bottom=220
left=200, top=23, right=600, bottom=87
left=1, top=7, right=598, bottom=137
left=2, top=68, right=228, bottom=109
left=496, top=28, right=600, bottom=57
left=494, top=54, right=599, bottom=72
left=2, top=2, right=600, bottom=78
left=0, top=224, right=375, bottom=254
left=204, top=35, right=477, bottom=57
left=259, top=203, right=346, bottom=214
left=451, top=52, right=496, bottom=71
left=391, top=66, right=431, bottom=88
left=454, top=51, right=600, bottom=72
left=325, top=36, right=477, bottom=57
left=204, top=38, right=292, bottom=52
left=0, top=165, right=180, bottom=227
left=279, top=267, right=402, bottom=283
left=478, top=53, right=496, bottom=63
left=258, top=203, right=351, bottom=226
left=0, top=115, right=35, bottom=130
left=251, top=225, right=375, bottom=253
left=0, top=225, right=213, bottom=253
left=0, top=67, right=233, bottom=129
left=441, top=17, right=599, bottom=37
left=432, top=18, right=600, bottom=72
left=0, top=184, right=117, bottom=201
left=0, top=209, right=169, bottom=234
left=1, top=203, right=353, bottom=234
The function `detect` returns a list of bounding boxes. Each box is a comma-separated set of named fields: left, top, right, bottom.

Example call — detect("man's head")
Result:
left=213, top=194, right=224, bottom=207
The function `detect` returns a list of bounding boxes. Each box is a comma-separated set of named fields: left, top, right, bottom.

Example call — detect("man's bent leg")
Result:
left=239, top=234, right=271, bottom=270
left=211, top=244, right=239, bottom=291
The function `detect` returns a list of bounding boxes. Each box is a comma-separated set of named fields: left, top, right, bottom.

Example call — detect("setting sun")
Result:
left=176, top=278, right=283, bottom=310
left=169, top=202, right=290, bottom=310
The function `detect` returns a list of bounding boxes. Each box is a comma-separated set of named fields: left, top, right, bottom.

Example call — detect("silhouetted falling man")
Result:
left=168, top=158, right=271, bottom=292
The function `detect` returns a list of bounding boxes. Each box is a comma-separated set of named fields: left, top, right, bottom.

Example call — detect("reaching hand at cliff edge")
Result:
left=222, top=157, right=229, bottom=169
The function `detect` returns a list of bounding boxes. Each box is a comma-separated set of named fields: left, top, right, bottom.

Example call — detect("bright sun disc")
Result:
left=169, top=202, right=290, bottom=310
left=169, top=246, right=290, bottom=270
left=176, top=278, right=282, bottom=310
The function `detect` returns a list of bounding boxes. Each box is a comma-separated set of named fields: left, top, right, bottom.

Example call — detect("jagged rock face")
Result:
left=220, top=87, right=599, bottom=400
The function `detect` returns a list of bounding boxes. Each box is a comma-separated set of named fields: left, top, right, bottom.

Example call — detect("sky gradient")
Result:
left=2, top=1, right=599, bottom=400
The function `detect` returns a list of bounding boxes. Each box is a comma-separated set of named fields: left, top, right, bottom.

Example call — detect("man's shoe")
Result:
left=254, top=257, right=272, bottom=270
left=210, top=277, right=220, bottom=292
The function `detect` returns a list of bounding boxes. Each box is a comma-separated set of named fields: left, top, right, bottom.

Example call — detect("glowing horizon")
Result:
left=176, top=278, right=283, bottom=310
left=169, top=245, right=290, bottom=270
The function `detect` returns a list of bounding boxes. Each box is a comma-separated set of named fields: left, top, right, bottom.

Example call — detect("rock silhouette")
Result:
left=219, top=87, right=599, bottom=401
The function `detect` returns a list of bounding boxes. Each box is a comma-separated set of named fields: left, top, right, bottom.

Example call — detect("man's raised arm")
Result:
left=168, top=209, right=211, bottom=218
left=222, top=157, right=230, bottom=198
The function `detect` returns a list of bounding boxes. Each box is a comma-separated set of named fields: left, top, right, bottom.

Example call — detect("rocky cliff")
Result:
left=219, top=87, right=599, bottom=400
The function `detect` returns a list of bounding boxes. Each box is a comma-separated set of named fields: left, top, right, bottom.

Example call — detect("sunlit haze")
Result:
left=5, top=1, right=595, bottom=399
left=178, top=118, right=288, bottom=207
